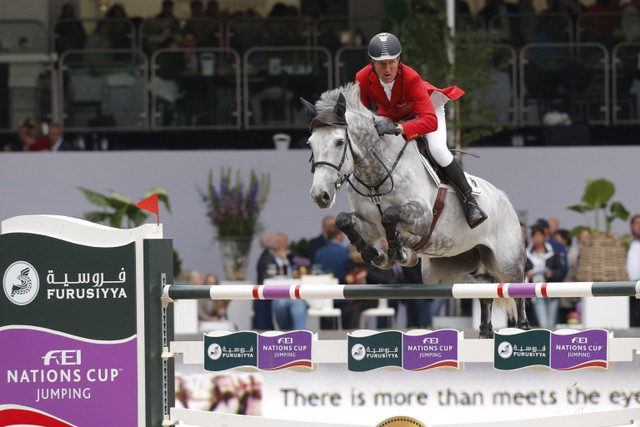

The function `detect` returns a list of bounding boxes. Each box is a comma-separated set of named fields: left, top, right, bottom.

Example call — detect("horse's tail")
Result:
left=493, top=298, right=518, bottom=321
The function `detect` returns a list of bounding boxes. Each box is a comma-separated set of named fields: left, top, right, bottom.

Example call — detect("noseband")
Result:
left=308, top=130, right=352, bottom=189
left=309, top=125, right=411, bottom=208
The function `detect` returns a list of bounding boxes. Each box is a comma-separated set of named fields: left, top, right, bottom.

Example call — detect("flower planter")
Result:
left=218, top=236, right=253, bottom=281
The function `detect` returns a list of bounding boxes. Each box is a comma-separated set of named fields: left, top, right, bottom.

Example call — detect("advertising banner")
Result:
left=0, top=229, right=138, bottom=426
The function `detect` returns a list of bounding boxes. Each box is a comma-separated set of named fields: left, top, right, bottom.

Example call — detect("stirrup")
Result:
left=464, top=199, right=487, bottom=229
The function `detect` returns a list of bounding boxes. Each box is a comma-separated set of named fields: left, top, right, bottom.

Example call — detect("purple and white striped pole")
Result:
left=162, top=281, right=640, bottom=301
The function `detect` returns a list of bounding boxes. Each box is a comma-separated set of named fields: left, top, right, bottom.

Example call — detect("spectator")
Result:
left=155, top=37, right=183, bottom=125
left=185, top=0, right=217, bottom=46
left=307, top=215, right=335, bottom=264
left=152, top=0, right=180, bottom=35
left=205, top=273, right=230, bottom=321
left=253, top=231, right=279, bottom=330
left=21, top=120, right=50, bottom=152
left=526, top=225, right=565, bottom=329
left=190, top=270, right=214, bottom=323
left=627, top=214, right=640, bottom=326
left=48, top=123, right=74, bottom=151
left=54, top=3, right=86, bottom=55
left=105, top=4, right=133, bottom=49
left=534, top=218, right=568, bottom=280
left=314, top=226, right=351, bottom=329
left=313, top=226, right=350, bottom=283
left=402, top=259, right=442, bottom=328
left=4, top=123, right=27, bottom=151
left=271, top=232, right=307, bottom=330
left=342, top=246, right=377, bottom=329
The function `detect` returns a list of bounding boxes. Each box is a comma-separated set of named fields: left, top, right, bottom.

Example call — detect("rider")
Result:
left=355, top=32, right=487, bottom=229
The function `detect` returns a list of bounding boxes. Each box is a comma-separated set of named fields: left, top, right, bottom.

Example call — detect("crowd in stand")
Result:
left=183, top=213, right=640, bottom=333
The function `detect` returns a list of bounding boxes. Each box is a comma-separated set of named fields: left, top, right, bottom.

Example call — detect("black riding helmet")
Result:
left=368, top=32, right=402, bottom=61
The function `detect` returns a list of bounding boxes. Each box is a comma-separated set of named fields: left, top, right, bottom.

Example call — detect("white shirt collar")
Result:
left=380, top=80, right=395, bottom=101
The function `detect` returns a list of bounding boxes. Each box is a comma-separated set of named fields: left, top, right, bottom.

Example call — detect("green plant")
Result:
left=289, top=238, right=309, bottom=258
left=78, top=187, right=171, bottom=228
left=567, top=178, right=629, bottom=238
left=400, top=0, right=504, bottom=147
left=200, top=168, right=270, bottom=238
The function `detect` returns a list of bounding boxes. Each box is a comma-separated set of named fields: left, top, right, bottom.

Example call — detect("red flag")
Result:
left=137, top=193, right=159, bottom=225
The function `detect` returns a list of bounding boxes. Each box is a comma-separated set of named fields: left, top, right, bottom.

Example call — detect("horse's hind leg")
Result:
left=381, top=201, right=429, bottom=267
left=479, top=298, right=494, bottom=338
left=336, top=212, right=392, bottom=269
left=516, top=298, right=530, bottom=330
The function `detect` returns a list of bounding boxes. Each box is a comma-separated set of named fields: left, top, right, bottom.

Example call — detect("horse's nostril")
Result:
left=322, top=192, right=331, bottom=203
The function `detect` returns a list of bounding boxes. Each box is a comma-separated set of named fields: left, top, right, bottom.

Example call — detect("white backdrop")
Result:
left=0, top=146, right=638, bottom=283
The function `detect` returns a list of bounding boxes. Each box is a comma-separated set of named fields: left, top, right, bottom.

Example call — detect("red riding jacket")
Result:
left=355, top=63, right=464, bottom=141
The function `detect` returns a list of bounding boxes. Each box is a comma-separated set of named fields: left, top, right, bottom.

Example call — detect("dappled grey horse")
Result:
left=301, top=83, right=529, bottom=338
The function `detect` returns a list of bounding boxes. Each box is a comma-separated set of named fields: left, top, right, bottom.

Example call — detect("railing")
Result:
left=0, top=20, right=48, bottom=53
left=0, top=13, right=638, bottom=134
left=138, top=17, right=224, bottom=55
left=150, top=47, right=241, bottom=130
left=53, top=18, right=136, bottom=54
left=612, top=42, right=640, bottom=125
left=519, top=42, right=609, bottom=126
left=242, top=46, right=332, bottom=130
left=58, top=49, right=148, bottom=132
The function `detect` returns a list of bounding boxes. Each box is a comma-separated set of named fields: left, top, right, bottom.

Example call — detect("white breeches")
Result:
left=426, top=105, right=453, bottom=167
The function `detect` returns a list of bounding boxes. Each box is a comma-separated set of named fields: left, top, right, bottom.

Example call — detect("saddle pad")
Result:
left=411, top=140, right=482, bottom=196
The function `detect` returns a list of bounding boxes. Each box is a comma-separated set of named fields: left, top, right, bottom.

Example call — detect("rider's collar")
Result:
left=309, top=108, right=347, bottom=131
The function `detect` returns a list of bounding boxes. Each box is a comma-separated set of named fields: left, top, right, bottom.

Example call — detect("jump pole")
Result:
left=162, top=281, right=640, bottom=302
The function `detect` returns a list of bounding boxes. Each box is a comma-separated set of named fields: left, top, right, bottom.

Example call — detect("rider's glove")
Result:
left=375, top=120, right=401, bottom=136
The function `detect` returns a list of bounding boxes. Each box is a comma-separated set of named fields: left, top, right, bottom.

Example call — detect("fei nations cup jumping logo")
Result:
left=3, top=261, right=40, bottom=305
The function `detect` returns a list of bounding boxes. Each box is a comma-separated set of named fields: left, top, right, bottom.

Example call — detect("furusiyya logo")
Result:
left=351, top=344, right=366, bottom=361
left=208, top=343, right=222, bottom=360
left=3, top=261, right=40, bottom=305
left=497, top=341, right=513, bottom=359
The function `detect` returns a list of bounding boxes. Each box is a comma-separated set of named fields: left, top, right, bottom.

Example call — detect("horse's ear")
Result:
left=334, top=93, right=346, bottom=121
left=300, top=97, right=318, bottom=119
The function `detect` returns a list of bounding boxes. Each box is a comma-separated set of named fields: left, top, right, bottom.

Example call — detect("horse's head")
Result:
left=301, top=93, right=353, bottom=209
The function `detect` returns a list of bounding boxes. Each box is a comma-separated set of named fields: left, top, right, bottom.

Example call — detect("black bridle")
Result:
left=309, top=126, right=411, bottom=210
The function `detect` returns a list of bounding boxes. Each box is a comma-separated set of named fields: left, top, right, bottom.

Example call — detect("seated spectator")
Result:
left=313, top=226, right=350, bottom=283
left=253, top=231, right=279, bottom=330
left=185, top=0, right=218, bottom=46
left=205, top=273, right=230, bottom=321
left=271, top=232, right=307, bottom=330
left=341, top=246, right=377, bottom=329
left=48, top=123, right=75, bottom=151
left=21, top=120, right=50, bottom=152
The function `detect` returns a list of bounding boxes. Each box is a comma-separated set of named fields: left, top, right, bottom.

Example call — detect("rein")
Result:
left=347, top=136, right=411, bottom=209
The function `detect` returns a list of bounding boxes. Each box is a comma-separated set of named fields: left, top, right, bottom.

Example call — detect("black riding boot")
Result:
left=443, top=159, right=487, bottom=228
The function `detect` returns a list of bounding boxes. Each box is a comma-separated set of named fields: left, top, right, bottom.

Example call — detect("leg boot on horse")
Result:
left=443, top=159, right=487, bottom=229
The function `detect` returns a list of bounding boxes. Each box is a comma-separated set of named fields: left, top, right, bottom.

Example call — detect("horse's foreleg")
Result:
left=336, top=212, right=390, bottom=268
left=381, top=201, right=427, bottom=267
left=479, top=298, right=494, bottom=338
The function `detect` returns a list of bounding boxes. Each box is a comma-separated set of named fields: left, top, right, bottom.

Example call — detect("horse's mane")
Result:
left=315, top=83, right=385, bottom=146
left=315, top=83, right=373, bottom=118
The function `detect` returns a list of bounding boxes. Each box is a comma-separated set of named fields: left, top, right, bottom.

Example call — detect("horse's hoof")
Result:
left=518, top=322, right=531, bottom=331
left=373, top=255, right=394, bottom=270
left=479, top=330, right=495, bottom=339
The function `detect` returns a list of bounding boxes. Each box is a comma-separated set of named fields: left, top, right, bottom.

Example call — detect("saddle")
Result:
left=410, top=137, right=481, bottom=251
left=413, top=136, right=481, bottom=197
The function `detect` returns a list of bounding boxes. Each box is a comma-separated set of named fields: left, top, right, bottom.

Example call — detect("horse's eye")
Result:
left=336, top=139, right=345, bottom=146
